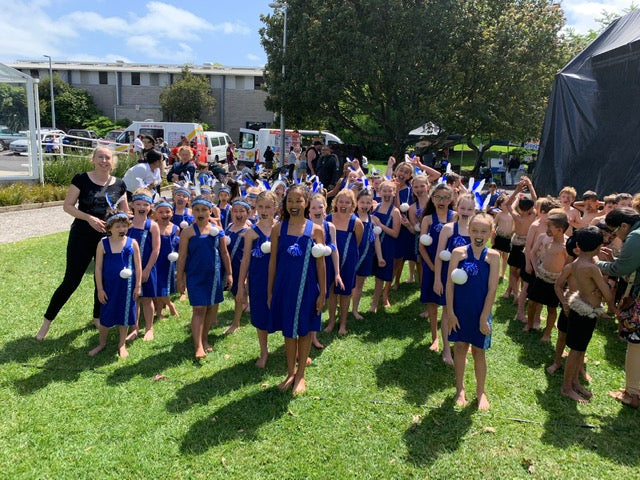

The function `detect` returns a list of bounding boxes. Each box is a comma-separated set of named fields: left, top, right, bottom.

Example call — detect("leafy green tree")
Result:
left=159, top=66, right=215, bottom=122
left=39, top=74, right=99, bottom=130
left=0, top=83, right=28, bottom=131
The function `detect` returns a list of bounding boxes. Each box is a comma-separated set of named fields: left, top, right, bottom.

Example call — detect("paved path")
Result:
left=0, top=204, right=72, bottom=244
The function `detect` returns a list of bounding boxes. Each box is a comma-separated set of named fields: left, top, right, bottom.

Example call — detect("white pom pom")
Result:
left=373, top=226, right=382, bottom=236
left=167, top=251, right=179, bottom=262
left=399, top=202, right=410, bottom=213
left=414, top=223, right=421, bottom=232
left=312, top=244, right=325, bottom=258
left=451, top=268, right=468, bottom=285
left=119, top=267, right=133, bottom=279
left=260, top=241, right=271, bottom=254
left=419, top=233, right=433, bottom=246
left=439, top=249, right=451, bottom=262
left=209, top=226, right=220, bottom=236
left=323, top=245, right=333, bottom=256
left=180, top=220, right=189, bottom=229
left=224, top=235, right=231, bottom=245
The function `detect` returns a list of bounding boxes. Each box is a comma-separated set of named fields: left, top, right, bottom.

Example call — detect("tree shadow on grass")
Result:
left=179, top=386, right=292, bottom=455
left=355, top=309, right=429, bottom=345
left=404, top=397, right=474, bottom=466
left=596, top=317, right=626, bottom=370
left=502, top=305, right=555, bottom=369
left=0, top=326, right=87, bottom=366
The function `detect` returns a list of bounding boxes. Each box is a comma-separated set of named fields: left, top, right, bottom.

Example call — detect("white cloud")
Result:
left=562, top=0, right=629, bottom=33
left=68, top=53, right=134, bottom=64
left=213, top=21, right=251, bottom=35
left=246, top=53, right=262, bottom=62
left=126, top=35, right=159, bottom=52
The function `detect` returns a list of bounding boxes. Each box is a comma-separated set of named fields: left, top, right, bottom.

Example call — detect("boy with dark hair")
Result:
left=573, top=190, right=603, bottom=227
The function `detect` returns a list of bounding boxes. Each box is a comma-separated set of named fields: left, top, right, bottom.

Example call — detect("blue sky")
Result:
left=0, top=0, right=632, bottom=67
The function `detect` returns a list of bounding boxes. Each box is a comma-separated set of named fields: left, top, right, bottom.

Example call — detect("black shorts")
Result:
left=527, top=276, right=560, bottom=308
left=493, top=235, right=511, bottom=253
left=565, top=309, right=597, bottom=352
left=507, top=244, right=525, bottom=269
left=521, top=269, right=536, bottom=285
left=557, top=309, right=568, bottom=333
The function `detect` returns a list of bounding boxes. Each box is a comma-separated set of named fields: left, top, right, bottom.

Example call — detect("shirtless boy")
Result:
left=558, top=186, right=582, bottom=234
left=573, top=190, right=603, bottom=227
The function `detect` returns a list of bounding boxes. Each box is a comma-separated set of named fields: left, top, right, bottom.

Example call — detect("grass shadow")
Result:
left=0, top=326, right=87, bottom=366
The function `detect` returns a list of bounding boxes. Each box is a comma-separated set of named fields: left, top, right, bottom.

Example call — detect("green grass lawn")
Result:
left=1, top=233, right=638, bottom=479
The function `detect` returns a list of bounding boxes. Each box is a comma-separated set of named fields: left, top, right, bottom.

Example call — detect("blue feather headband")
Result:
left=191, top=198, right=213, bottom=208
left=131, top=194, right=154, bottom=204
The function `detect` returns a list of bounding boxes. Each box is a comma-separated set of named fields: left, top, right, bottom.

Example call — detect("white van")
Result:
left=203, top=131, right=233, bottom=164
left=237, top=128, right=342, bottom=167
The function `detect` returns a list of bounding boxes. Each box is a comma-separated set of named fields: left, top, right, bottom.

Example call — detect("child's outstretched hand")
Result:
left=448, top=313, right=460, bottom=335
left=98, top=289, right=108, bottom=305
left=387, top=156, right=396, bottom=168
left=225, top=274, right=233, bottom=291
left=479, top=314, right=491, bottom=336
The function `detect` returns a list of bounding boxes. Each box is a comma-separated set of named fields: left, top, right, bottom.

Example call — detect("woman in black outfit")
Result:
left=36, top=147, right=129, bottom=340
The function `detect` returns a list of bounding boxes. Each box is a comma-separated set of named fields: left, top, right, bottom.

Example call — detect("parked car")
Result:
left=0, top=126, right=27, bottom=152
left=64, top=129, right=99, bottom=148
left=10, top=129, right=66, bottom=155
left=203, top=131, right=233, bottom=164
left=100, top=129, right=124, bottom=144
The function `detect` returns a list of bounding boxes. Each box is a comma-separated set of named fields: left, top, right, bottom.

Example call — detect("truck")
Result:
left=0, top=126, right=27, bottom=152
left=236, top=128, right=342, bottom=167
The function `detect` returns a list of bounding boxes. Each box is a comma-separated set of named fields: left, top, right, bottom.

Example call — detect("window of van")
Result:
left=210, top=136, right=220, bottom=146
left=140, top=128, right=164, bottom=141
left=240, top=131, right=255, bottom=149
left=225, top=135, right=232, bottom=145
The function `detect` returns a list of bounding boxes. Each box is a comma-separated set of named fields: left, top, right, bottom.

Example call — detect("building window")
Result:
left=149, top=73, right=159, bottom=86
left=30, top=69, right=39, bottom=79
left=99, top=71, right=108, bottom=84
left=131, top=72, right=141, bottom=86
left=254, top=76, right=263, bottom=90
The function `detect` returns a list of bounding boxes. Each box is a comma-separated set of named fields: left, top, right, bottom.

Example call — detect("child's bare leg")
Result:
left=382, top=281, right=392, bottom=307
left=141, top=298, right=155, bottom=341
left=89, top=324, right=109, bottom=356
left=441, top=310, right=453, bottom=365
left=370, top=278, right=383, bottom=313
left=525, top=299, right=537, bottom=331
left=453, top=342, right=468, bottom=406
left=167, top=299, right=179, bottom=316
left=311, top=331, right=324, bottom=349
left=154, top=298, right=164, bottom=318
left=562, top=349, right=588, bottom=403
left=427, top=303, right=440, bottom=351
left=279, top=337, right=297, bottom=391
left=225, top=296, right=244, bottom=334
left=191, top=306, right=207, bottom=358
left=541, top=307, right=556, bottom=342
left=408, top=260, right=416, bottom=283
left=126, top=304, right=140, bottom=341
left=508, top=267, right=520, bottom=299
left=293, top=333, right=312, bottom=395
left=547, top=330, right=566, bottom=374
left=338, top=295, right=350, bottom=335
left=392, top=258, right=403, bottom=289
left=351, top=276, right=365, bottom=320
left=500, top=252, right=508, bottom=279
left=256, top=329, right=269, bottom=368
left=516, top=280, right=528, bottom=323
left=202, top=305, right=218, bottom=351
left=571, top=352, right=593, bottom=398
left=324, top=291, right=337, bottom=333
left=471, top=346, right=490, bottom=410
left=36, top=318, right=52, bottom=340
left=117, top=326, right=129, bottom=358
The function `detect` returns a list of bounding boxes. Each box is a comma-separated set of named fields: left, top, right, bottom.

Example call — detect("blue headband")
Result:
left=174, top=188, right=191, bottom=197
left=232, top=200, right=251, bottom=210
left=246, top=193, right=258, bottom=199
left=105, top=212, right=129, bottom=226
left=153, top=201, right=174, bottom=211
left=219, top=187, right=231, bottom=194
left=132, top=194, right=153, bottom=204
left=191, top=198, right=213, bottom=209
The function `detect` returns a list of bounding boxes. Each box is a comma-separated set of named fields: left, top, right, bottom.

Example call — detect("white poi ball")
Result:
left=419, top=233, right=433, bottom=246
left=414, top=223, right=421, bottom=232
left=224, top=235, right=231, bottom=245
left=439, top=249, right=452, bottom=262
left=323, top=245, right=333, bottom=256
left=373, top=226, right=382, bottom=236
left=180, top=220, right=189, bottom=229
left=167, top=251, right=179, bottom=262
left=312, top=243, right=325, bottom=258
left=451, top=268, right=468, bottom=285
left=260, top=241, right=272, bottom=254
left=119, top=267, right=133, bottom=279
left=399, top=202, right=410, bottom=213
left=209, top=226, right=220, bottom=236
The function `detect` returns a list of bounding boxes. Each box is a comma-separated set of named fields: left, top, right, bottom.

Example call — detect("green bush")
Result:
left=43, top=152, right=138, bottom=186
left=0, top=183, right=67, bottom=206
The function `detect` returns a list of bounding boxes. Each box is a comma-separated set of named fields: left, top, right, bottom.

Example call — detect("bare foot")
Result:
left=118, top=346, right=129, bottom=358
left=180, top=293, right=187, bottom=301
left=540, top=334, right=551, bottom=343
left=126, top=330, right=139, bottom=342
left=533, top=319, right=541, bottom=330
left=562, top=387, right=588, bottom=404
left=454, top=389, right=467, bottom=407
left=442, top=352, right=454, bottom=366
left=278, top=374, right=295, bottom=391
left=608, top=390, right=640, bottom=408
left=312, top=339, right=324, bottom=349
left=292, top=377, right=306, bottom=395
left=580, top=369, right=592, bottom=383
left=369, top=306, right=378, bottom=314
left=419, top=311, right=429, bottom=318
left=574, top=383, right=593, bottom=399
left=168, top=304, right=179, bottom=317
left=36, top=319, right=52, bottom=340
left=203, top=342, right=213, bottom=353
left=353, top=311, right=364, bottom=320
left=324, top=323, right=335, bottom=334
left=429, top=339, right=440, bottom=352
left=382, top=299, right=391, bottom=308
left=195, top=348, right=207, bottom=359
left=477, top=392, right=490, bottom=410
left=255, top=356, right=267, bottom=368
left=224, top=325, right=239, bottom=335
left=338, top=327, right=347, bottom=336
left=93, top=317, right=100, bottom=329
left=88, top=344, right=106, bottom=356
left=306, top=357, right=312, bottom=366
left=546, top=362, right=562, bottom=374
left=502, top=290, right=512, bottom=299
left=143, top=329, right=154, bottom=341
left=391, top=283, right=399, bottom=291
left=522, top=325, right=531, bottom=333
left=517, top=314, right=527, bottom=324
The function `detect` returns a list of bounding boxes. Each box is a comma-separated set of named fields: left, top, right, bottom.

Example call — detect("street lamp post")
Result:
left=43, top=55, right=56, bottom=129
left=269, top=2, right=287, bottom=168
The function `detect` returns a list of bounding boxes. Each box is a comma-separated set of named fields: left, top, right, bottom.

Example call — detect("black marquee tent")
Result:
left=534, top=10, right=640, bottom=196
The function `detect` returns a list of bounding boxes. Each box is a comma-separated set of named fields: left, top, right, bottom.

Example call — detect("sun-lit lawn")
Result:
left=0, top=232, right=637, bottom=479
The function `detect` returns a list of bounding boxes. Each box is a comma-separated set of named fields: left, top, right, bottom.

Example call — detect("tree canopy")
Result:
left=159, top=66, right=215, bottom=123
left=39, top=74, right=99, bottom=130
left=261, top=0, right=569, bottom=163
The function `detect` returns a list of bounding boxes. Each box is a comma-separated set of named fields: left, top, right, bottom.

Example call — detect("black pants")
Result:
left=44, top=223, right=102, bottom=321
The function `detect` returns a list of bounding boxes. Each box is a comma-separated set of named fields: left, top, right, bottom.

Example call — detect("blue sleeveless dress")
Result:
left=356, top=214, right=375, bottom=277
left=248, top=225, right=274, bottom=332
left=100, top=237, right=137, bottom=328
left=420, top=209, right=455, bottom=304
left=219, top=204, right=231, bottom=230
left=448, top=245, right=492, bottom=349
left=323, top=220, right=336, bottom=298
left=128, top=219, right=157, bottom=298
left=372, top=204, right=395, bottom=281
left=156, top=224, right=179, bottom=297
left=270, top=220, right=321, bottom=339
left=185, top=224, right=224, bottom=306
left=395, top=186, right=416, bottom=260
left=172, top=207, right=194, bottom=229
left=439, top=222, right=471, bottom=292
left=327, top=214, right=359, bottom=295
left=226, top=224, right=248, bottom=296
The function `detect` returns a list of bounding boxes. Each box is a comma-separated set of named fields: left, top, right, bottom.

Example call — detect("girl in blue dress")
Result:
left=237, top=191, right=278, bottom=367
left=89, top=212, right=142, bottom=358
left=153, top=200, right=180, bottom=318
left=392, top=161, right=417, bottom=289
left=418, top=183, right=456, bottom=353
left=268, top=185, right=326, bottom=395
left=171, top=186, right=194, bottom=230
left=325, top=189, right=363, bottom=335
left=217, top=186, right=232, bottom=230
left=177, top=196, right=232, bottom=359
left=432, top=193, right=475, bottom=365
left=446, top=212, right=500, bottom=410
left=407, top=174, right=431, bottom=282
left=225, top=199, right=250, bottom=334
left=128, top=188, right=160, bottom=342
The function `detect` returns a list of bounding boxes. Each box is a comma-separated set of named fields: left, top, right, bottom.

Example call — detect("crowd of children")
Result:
left=39, top=147, right=640, bottom=406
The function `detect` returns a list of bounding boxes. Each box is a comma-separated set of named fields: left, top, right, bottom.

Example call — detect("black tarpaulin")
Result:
left=534, top=10, right=640, bottom=196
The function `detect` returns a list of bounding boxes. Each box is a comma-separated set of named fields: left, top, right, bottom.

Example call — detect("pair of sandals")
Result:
left=608, top=388, right=640, bottom=408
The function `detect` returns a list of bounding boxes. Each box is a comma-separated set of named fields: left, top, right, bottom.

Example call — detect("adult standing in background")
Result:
left=123, top=149, right=163, bottom=201
left=167, top=146, right=196, bottom=183
left=307, top=141, right=322, bottom=176
left=263, top=145, right=275, bottom=170
left=507, top=154, right=520, bottom=186
left=226, top=142, right=236, bottom=172
left=315, top=145, right=340, bottom=190
left=36, top=147, right=128, bottom=340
